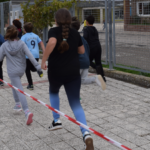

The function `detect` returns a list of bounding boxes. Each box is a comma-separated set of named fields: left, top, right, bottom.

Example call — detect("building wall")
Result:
left=12, top=0, right=34, bottom=4
left=133, top=0, right=150, bottom=24
left=75, top=7, right=83, bottom=23
left=124, top=0, right=150, bottom=32
left=75, top=7, right=102, bottom=23
left=75, top=7, right=122, bottom=24
left=131, top=0, right=150, bottom=16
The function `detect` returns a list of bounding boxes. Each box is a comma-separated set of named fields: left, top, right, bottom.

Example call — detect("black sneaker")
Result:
left=27, top=85, right=34, bottom=90
left=103, top=76, right=106, bottom=82
left=37, top=70, right=43, bottom=78
left=0, top=81, right=4, bottom=86
left=83, top=131, right=94, bottom=150
left=48, top=120, right=62, bottom=131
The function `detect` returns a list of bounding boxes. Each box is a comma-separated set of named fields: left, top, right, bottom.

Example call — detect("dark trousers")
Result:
left=0, top=61, right=3, bottom=80
left=25, top=58, right=39, bottom=85
left=90, top=44, right=105, bottom=77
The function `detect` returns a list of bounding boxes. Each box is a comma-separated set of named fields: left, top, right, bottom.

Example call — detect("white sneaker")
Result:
left=95, top=75, right=106, bottom=90
left=83, top=131, right=94, bottom=150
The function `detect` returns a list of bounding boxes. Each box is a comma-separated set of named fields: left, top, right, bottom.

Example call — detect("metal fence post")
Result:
left=105, top=0, right=108, bottom=64
left=113, top=0, right=116, bottom=65
left=108, top=0, right=113, bottom=70
left=43, top=28, right=46, bottom=47
left=45, top=27, right=48, bottom=43
left=43, top=27, right=48, bottom=47
left=1, top=3, right=4, bottom=36
left=72, top=3, right=75, bottom=17
left=9, top=1, right=12, bottom=26
left=69, top=3, right=75, bottom=17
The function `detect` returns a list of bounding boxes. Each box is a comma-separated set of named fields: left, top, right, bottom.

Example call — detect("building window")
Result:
left=83, top=9, right=100, bottom=23
left=137, top=2, right=150, bottom=16
left=115, top=9, right=124, bottom=19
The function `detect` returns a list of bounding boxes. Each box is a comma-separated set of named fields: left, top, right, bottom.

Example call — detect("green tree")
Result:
left=21, top=0, right=77, bottom=32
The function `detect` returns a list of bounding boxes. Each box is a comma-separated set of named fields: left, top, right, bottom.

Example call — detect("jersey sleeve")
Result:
left=78, top=33, right=83, bottom=47
left=37, top=35, right=42, bottom=43
left=21, top=35, right=25, bottom=43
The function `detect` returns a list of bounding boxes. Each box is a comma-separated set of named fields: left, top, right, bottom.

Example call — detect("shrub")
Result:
left=21, top=0, right=77, bottom=33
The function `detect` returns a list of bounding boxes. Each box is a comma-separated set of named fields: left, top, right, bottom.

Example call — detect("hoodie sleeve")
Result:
left=0, top=44, right=5, bottom=61
left=22, top=43, right=42, bottom=71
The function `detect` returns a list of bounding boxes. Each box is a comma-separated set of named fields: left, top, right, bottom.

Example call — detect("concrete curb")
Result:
left=89, top=67, right=150, bottom=88
left=40, top=54, right=150, bottom=88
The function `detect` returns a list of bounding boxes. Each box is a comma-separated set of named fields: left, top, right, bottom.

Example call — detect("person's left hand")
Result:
left=41, top=62, right=47, bottom=70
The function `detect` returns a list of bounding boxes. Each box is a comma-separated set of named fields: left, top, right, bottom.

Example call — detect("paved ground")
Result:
left=1, top=59, right=150, bottom=150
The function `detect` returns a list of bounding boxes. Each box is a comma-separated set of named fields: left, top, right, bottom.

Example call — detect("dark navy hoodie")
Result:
left=79, top=36, right=90, bottom=69
left=0, top=34, right=5, bottom=47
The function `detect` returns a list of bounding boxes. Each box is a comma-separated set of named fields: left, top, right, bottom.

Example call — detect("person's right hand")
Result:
left=41, top=62, right=47, bottom=70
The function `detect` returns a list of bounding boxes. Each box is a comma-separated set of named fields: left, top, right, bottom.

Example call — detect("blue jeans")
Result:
left=49, top=76, right=88, bottom=135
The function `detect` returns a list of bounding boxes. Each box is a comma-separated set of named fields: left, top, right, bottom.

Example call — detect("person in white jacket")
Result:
left=0, top=25, right=43, bottom=125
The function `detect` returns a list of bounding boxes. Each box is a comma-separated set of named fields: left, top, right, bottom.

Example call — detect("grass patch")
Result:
left=130, top=23, right=150, bottom=26
left=102, top=64, right=150, bottom=78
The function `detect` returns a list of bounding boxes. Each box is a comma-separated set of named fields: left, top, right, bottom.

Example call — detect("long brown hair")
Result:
left=5, top=25, right=18, bottom=40
left=13, top=19, right=22, bottom=29
left=55, top=8, right=71, bottom=53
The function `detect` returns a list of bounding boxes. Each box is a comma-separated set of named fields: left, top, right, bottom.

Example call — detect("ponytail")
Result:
left=55, top=8, right=72, bottom=53
left=58, top=24, right=69, bottom=53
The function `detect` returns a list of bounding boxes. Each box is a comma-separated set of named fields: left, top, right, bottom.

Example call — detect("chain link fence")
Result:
left=76, top=0, right=150, bottom=73
left=113, top=0, right=150, bottom=73
left=0, top=1, right=11, bottom=36
left=76, top=1, right=109, bottom=65
left=1, top=0, right=150, bottom=73
left=1, top=1, right=150, bottom=150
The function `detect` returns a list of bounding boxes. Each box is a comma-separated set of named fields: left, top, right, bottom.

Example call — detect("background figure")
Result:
left=84, top=20, right=87, bottom=27
left=13, top=19, right=22, bottom=39
left=83, top=15, right=106, bottom=83
left=0, top=34, right=5, bottom=86
left=82, top=20, right=87, bottom=32
left=41, top=9, right=94, bottom=150
left=71, top=17, right=106, bottom=90
left=103, top=19, right=106, bottom=30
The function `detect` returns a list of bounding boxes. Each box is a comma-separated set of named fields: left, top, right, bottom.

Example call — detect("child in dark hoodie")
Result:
left=71, top=17, right=106, bottom=90
left=0, top=34, right=5, bottom=86
left=13, top=19, right=22, bottom=39
left=83, top=15, right=106, bottom=84
left=0, top=25, right=42, bottom=125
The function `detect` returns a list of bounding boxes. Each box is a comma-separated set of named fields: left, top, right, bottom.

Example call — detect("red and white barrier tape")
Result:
left=0, top=79, right=132, bottom=150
